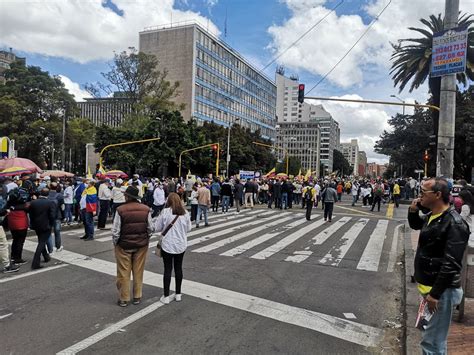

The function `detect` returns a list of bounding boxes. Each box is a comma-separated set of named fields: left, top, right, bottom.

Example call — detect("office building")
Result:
left=0, top=49, right=25, bottom=84
left=275, top=121, right=320, bottom=177
left=367, top=162, right=387, bottom=178
left=139, top=22, right=277, bottom=140
left=341, top=139, right=360, bottom=176
left=77, top=96, right=132, bottom=127
left=358, top=151, right=367, bottom=176
left=275, top=70, right=339, bottom=174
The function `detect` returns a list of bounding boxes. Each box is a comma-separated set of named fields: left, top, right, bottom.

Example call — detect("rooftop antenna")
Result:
left=224, top=5, right=228, bottom=39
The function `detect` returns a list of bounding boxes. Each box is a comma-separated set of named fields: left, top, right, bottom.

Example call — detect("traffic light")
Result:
left=298, top=84, right=305, bottom=104
left=423, top=150, right=429, bottom=162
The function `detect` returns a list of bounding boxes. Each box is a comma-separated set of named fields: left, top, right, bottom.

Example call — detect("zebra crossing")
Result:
left=63, top=207, right=401, bottom=273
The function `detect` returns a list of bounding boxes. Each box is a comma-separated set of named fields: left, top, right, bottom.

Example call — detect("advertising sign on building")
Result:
left=239, top=170, right=255, bottom=180
left=431, top=26, right=468, bottom=77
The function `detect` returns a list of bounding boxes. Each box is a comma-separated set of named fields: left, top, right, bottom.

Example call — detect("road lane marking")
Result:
left=0, top=264, right=68, bottom=284
left=193, top=214, right=300, bottom=253
left=343, top=313, right=357, bottom=319
left=285, top=217, right=351, bottom=263
left=319, top=218, right=369, bottom=266
left=57, top=298, right=172, bottom=355
left=385, top=203, right=394, bottom=218
left=357, top=220, right=389, bottom=272
left=387, top=224, right=403, bottom=272
left=20, top=241, right=384, bottom=349
left=251, top=217, right=327, bottom=260
left=221, top=218, right=308, bottom=257
left=188, top=211, right=276, bottom=246
left=0, top=313, right=13, bottom=320
left=333, top=205, right=375, bottom=216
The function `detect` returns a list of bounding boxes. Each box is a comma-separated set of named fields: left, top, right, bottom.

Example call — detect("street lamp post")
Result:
left=226, top=117, right=239, bottom=178
left=390, top=94, right=405, bottom=115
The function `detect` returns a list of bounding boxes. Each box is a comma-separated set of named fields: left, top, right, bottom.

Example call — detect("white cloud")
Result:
left=59, top=75, right=92, bottom=102
left=268, top=0, right=472, bottom=88
left=0, top=0, right=219, bottom=63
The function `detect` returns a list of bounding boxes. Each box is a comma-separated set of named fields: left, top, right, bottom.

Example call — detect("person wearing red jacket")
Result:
left=6, top=189, right=30, bottom=265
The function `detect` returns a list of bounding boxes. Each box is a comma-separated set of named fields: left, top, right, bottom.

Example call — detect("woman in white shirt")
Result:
left=111, top=179, right=126, bottom=218
left=154, top=192, right=192, bottom=304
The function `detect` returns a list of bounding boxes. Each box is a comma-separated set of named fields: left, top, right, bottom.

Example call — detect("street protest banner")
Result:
left=239, top=170, right=255, bottom=180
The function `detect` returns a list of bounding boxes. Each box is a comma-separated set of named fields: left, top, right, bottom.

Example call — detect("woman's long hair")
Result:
left=166, top=192, right=186, bottom=216
left=459, top=189, right=474, bottom=214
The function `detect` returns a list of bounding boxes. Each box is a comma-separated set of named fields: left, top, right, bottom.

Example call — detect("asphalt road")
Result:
left=1, top=195, right=406, bottom=354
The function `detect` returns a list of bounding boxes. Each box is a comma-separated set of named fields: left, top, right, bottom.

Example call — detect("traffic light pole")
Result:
left=178, top=143, right=220, bottom=178
left=253, top=141, right=289, bottom=175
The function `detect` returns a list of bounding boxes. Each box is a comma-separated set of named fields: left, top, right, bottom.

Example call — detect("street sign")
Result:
left=414, top=169, right=424, bottom=173
left=431, top=26, right=468, bottom=77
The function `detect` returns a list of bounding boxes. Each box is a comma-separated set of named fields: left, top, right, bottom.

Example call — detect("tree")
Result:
left=0, top=62, right=77, bottom=167
left=66, top=118, right=96, bottom=174
left=85, top=47, right=183, bottom=119
left=332, top=149, right=352, bottom=176
left=390, top=13, right=473, bottom=94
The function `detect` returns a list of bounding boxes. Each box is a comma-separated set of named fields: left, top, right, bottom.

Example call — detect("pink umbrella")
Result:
left=40, top=170, right=75, bottom=178
left=0, top=158, right=43, bottom=173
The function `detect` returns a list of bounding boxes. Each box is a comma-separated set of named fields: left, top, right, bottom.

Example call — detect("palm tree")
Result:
left=390, top=13, right=473, bottom=94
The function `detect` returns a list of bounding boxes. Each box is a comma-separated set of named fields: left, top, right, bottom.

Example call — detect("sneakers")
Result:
left=175, top=294, right=182, bottom=302
left=13, top=259, right=28, bottom=266
left=3, top=264, right=20, bottom=273
left=132, top=298, right=141, bottom=305
left=160, top=296, right=170, bottom=305
left=117, top=300, right=128, bottom=307
left=195, top=225, right=200, bottom=229
left=56, top=246, right=64, bottom=252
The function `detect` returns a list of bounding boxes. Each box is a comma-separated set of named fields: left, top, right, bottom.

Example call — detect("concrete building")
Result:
left=275, top=121, right=320, bottom=177
left=275, top=70, right=339, bottom=174
left=0, top=49, right=25, bottom=84
left=358, top=151, right=367, bottom=177
left=139, top=22, right=277, bottom=140
left=341, top=139, right=360, bottom=176
left=367, top=162, right=387, bottom=179
left=77, top=96, right=132, bottom=127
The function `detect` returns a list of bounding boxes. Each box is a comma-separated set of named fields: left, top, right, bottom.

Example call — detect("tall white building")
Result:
left=341, top=139, right=360, bottom=176
left=275, top=70, right=339, bottom=175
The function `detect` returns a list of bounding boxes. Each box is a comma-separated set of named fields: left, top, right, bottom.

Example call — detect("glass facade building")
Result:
left=140, top=23, right=277, bottom=140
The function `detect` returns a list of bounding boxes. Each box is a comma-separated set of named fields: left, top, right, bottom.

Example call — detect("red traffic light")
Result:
left=212, top=144, right=217, bottom=150
left=298, top=84, right=305, bottom=103
left=423, top=151, right=429, bottom=162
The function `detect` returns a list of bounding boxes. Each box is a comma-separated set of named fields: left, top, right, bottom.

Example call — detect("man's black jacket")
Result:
left=408, top=206, right=469, bottom=299
left=29, top=197, right=56, bottom=232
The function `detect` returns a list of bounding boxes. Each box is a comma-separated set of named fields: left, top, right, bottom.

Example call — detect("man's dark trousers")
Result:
left=98, top=200, right=110, bottom=228
left=32, top=230, right=50, bottom=268
left=305, top=200, right=313, bottom=220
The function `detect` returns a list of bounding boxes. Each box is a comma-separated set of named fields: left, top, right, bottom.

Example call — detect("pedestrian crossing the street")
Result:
left=62, top=208, right=401, bottom=273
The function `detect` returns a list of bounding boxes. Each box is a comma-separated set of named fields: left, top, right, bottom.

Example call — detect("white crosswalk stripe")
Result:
left=285, top=217, right=352, bottom=264
left=221, top=217, right=308, bottom=257
left=188, top=210, right=279, bottom=247
left=250, top=217, right=327, bottom=260
left=319, top=219, right=369, bottom=266
left=357, top=220, right=389, bottom=271
left=193, top=214, right=302, bottom=253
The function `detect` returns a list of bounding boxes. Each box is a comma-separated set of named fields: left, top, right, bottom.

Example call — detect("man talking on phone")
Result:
left=408, top=177, right=469, bottom=354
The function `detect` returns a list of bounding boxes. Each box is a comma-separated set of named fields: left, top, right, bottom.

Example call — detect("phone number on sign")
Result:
left=434, top=42, right=467, bottom=54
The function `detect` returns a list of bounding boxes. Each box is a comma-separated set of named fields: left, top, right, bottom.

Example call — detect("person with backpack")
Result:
left=370, top=182, right=384, bottom=212
left=46, top=182, right=65, bottom=252
left=6, top=188, right=30, bottom=265
left=302, top=183, right=316, bottom=221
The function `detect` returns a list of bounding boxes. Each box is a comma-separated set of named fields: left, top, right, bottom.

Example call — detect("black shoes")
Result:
left=132, top=298, right=141, bottom=305
left=13, top=259, right=28, bottom=266
left=44, top=256, right=51, bottom=263
left=3, top=264, right=20, bottom=273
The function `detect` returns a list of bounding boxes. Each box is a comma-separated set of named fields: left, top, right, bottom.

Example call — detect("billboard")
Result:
left=431, top=26, right=468, bottom=77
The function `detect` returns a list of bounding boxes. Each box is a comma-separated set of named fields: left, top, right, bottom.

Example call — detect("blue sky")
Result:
left=1, top=0, right=469, bottom=163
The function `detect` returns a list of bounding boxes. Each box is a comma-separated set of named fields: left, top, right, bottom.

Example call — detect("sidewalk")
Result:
left=402, top=208, right=474, bottom=354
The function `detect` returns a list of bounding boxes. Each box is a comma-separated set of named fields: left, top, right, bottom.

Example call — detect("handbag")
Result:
left=155, top=215, right=179, bottom=257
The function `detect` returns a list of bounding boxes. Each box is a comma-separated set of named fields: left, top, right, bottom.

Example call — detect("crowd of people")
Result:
left=1, top=171, right=473, bottom=317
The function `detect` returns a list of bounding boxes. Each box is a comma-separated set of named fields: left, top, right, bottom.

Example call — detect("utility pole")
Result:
left=61, top=111, right=66, bottom=171
left=436, top=0, right=459, bottom=178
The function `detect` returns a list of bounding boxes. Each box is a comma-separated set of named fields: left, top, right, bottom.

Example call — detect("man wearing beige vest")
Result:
left=112, top=186, right=153, bottom=307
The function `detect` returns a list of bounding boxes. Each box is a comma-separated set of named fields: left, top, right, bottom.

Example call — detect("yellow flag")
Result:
left=304, top=169, right=311, bottom=181
left=265, top=167, right=276, bottom=177
left=297, top=168, right=302, bottom=177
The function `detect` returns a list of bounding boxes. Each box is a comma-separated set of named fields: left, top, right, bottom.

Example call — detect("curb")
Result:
left=403, top=222, right=421, bottom=355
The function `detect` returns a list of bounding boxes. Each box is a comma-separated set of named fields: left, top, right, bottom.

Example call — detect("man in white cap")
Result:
left=128, top=174, right=142, bottom=189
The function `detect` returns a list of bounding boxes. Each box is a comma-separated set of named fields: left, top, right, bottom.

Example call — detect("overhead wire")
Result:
left=305, top=0, right=392, bottom=96
left=259, top=0, right=345, bottom=73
